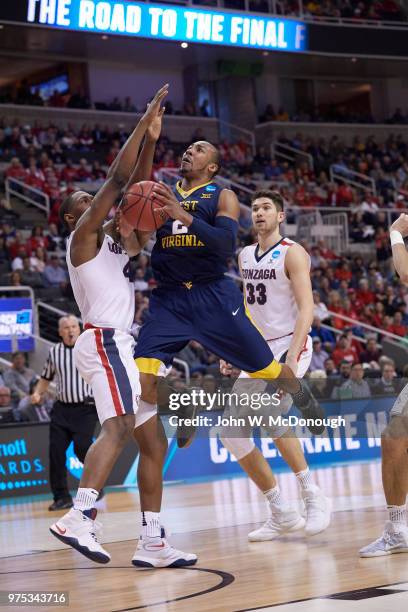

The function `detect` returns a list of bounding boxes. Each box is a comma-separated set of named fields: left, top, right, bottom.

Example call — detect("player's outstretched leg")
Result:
left=50, top=414, right=136, bottom=563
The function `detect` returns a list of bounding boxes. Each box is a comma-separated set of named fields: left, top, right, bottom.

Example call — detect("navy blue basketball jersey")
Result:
left=151, top=181, right=230, bottom=286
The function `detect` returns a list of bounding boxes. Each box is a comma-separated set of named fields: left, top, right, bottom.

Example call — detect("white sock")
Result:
left=264, top=485, right=284, bottom=509
left=74, top=488, right=99, bottom=511
left=295, top=468, right=315, bottom=491
left=387, top=505, right=406, bottom=529
left=142, top=511, right=161, bottom=540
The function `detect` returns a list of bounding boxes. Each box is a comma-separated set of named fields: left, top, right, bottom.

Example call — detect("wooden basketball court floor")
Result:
left=1, top=461, right=408, bottom=612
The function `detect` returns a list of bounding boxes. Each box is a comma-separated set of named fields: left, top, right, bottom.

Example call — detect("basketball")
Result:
left=120, top=180, right=169, bottom=232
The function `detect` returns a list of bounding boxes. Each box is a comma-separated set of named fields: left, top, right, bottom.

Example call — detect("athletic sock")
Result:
left=295, top=468, right=315, bottom=491
left=264, top=485, right=284, bottom=509
left=74, top=488, right=99, bottom=512
left=387, top=505, right=407, bottom=529
left=142, top=511, right=161, bottom=540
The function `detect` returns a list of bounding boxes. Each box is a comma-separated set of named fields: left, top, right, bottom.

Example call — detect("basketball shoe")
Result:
left=50, top=507, right=111, bottom=564
left=301, top=486, right=331, bottom=536
left=359, top=521, right=408, bottom=557
left=132, top=530, right=197, bottom=568
left=248, top=506, right=305, bottom=541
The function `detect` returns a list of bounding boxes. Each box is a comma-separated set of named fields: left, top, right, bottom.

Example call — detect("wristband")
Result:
left=390, top=230, right=404, bottom=246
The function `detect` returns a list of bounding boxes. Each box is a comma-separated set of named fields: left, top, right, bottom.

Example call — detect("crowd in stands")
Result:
left=212, top=0, right=405, bottom=21
left=1, top=115, right=408, bottom=411
left=259, top=105, right=408, bottom=125
left=278, top=0, right=404, bottom=20
left=0, top=79, right=212, bottom=118
left=0, top=352, right=53, bottom=424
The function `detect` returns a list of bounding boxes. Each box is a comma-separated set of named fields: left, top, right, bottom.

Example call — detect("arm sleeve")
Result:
left=41, top=350, right=55, bottom=381
left=189, top=215, right=238, bottom=257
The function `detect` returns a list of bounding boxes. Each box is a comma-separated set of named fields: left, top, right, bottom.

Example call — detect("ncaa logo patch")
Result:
left=206, top=185, right=217, bottom=192
left=271, top=250, right=280, bottom=259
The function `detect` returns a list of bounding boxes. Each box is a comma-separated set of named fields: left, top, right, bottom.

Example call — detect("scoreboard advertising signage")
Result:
left=0, top=1, right=308, bottom=53
left=0, top=397, right=392, bottom=499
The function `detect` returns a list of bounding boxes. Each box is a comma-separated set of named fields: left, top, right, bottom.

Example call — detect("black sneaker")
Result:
left=176, top=403, right=199, bottom=448
left=48, top=498, right=73, bottom=512
left=291, top=380, right=326, bottom=435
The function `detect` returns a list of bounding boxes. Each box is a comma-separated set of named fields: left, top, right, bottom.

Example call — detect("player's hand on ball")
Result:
left=220, top=360, right=233, bottom=376
left=391, top=213, right=408, bottom=238
left=142, top=84, right=169, bottom=127
left=152, top=182, right=183, bottom=220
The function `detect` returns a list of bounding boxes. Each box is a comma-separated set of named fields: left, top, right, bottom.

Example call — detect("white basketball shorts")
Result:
left=74, top=327, right=142, bottom=426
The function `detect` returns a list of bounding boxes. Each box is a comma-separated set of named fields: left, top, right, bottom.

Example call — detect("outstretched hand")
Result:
left=142, top=84, right=168, bottom=130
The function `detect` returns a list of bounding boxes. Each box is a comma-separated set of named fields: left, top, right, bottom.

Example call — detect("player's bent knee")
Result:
left=248, top=359, right=282, bottom=380
left=102, top=414, right=136, bottom=443
left=382, top=415, right=408, bottom=443
left=220, top=436, right=255, bottom=461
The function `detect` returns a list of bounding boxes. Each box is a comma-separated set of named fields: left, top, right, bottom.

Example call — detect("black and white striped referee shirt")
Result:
left=41, top=342, right=92, bottom=404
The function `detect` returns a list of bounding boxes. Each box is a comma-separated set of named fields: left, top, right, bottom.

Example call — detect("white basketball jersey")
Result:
left=67, top=232, right=135, bottom=332
left=239, top=238, right=298, bottom=340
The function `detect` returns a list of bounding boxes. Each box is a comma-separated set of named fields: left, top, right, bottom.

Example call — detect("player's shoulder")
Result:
left=239, top=243, right=257, bottom=259
left=281, top=238, right=307, bottom=254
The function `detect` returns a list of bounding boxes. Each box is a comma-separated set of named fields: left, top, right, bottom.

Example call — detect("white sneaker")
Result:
left=132, top=536, right=197, bottom=568
left=302, top=487, right=331, bottom=536
left=359, top=521, right=408, bottom=558
left=248, top=507, right=305, bottom=542
left=50, top=507, right=111, bottom=564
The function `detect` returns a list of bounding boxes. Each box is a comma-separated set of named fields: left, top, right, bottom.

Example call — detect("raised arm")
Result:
left=125, top=103, right=165, bottom=188
left=75, top=85, right=168, bottom=238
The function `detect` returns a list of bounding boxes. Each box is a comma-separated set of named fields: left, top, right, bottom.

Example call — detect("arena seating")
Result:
left=1, top=112, right=407, bottom=416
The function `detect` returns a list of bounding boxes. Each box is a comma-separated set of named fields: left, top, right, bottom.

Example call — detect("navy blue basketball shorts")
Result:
left=134, top=278, right=281, bottom=380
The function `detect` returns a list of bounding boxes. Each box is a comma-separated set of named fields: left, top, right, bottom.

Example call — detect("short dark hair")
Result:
left=251, top=190, right=285, bottom=212
left=59, top=193, right=76, bottom=229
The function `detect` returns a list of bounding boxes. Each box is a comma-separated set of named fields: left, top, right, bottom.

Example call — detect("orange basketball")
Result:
left=120, top=180, right=169, bottom=232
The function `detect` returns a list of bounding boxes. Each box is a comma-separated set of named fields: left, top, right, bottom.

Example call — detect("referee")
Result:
left=31, top=314, right=98, bottom=511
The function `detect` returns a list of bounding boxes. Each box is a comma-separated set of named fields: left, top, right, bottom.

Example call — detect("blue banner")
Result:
left=134, top=397, right=393, bottom=484
left=0, top=298, right=34, bottom=352
left=24, top=0, right=307, bottom=52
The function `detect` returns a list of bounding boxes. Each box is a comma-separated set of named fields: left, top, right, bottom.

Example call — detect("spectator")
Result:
left=3, top=352, right=36, bottom=400
left=331, top=334, right=359, bottom=366
left=359, top=338, right=382, bottom=365
left=308, top=370, right=329, bottom=400
left=0, top=386, right=18, bottom=424
left=311, top=317, right=336, bottom=347
left=332, top=363, right=371, bottom=399
left=372, top=362, right=402, bottom=396
left=310, top=338, right=329, bottom=371
left=15, top=378, right=52, bottom=422
left=20, top=256, right=45, bottom=288
left=42, top=255, right=68, bottom=288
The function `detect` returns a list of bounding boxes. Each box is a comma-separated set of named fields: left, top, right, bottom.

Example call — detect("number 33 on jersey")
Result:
left=239, top=238, right=299, bottom=340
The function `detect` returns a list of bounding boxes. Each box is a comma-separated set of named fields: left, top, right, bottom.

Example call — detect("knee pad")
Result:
left=220, top=436, right=255, bottom=461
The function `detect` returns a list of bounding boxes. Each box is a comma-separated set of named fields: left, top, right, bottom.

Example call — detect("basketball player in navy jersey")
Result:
left=133, top=141, right=323, bottom=451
